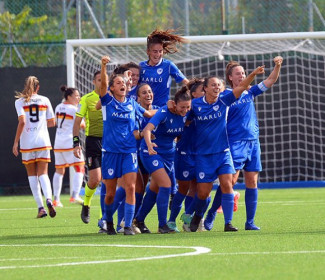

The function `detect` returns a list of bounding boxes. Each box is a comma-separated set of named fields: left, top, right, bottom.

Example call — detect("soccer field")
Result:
left=1, top=188, right=325, bottom=279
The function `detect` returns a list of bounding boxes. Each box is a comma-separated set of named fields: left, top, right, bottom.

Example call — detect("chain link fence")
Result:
left=0, top=0, right=324, bottom=67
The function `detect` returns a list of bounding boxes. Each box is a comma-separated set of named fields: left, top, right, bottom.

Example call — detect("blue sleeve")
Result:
left=100, top=93, right=113, bottom=105
left=169, top=61, right=186, bottom=83
left=220, top=89, right=237, bottom=106
left=249, top=83, right=265, bottom=97
left=149, top=107, right=167, bottom=128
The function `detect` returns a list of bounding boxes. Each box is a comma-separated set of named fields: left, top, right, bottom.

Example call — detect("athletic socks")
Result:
left=52, top=172, right=63, bottom=201
left=84, top=183, right=96, bottom=206
left=28, top=176, right=43, bottom=208
left=184, top=195, right=194, bottom=212
left=136, top=188, right=157, bottom=222
left=185, top=194, right=196, bottom=215
left=124, top=202, right=135, bottom=228
left=38, top=174, right=52, bottom=201
left=72, top=172, right=84, bottom=198
left=245, top=188, right=258, bottom=225
left=112, top=186, right=126, bottom=213
left=169, top=191, right=186, bottom=222
left=134, top=192, right=143, bottom=218
left=194, top=196, right=208, bottom=218
left=156, top=187, right=171, bottom=227
left=100, top=182, right=106, bottom=218
left=209, top=185, right=222, bottom=213
left=117, top=200, right=125, bottom=227
left=222, top=193, right=234, bottom=225
left=202, top=196, right=211, bottom=216
left=104, top=202, right=114, bottom=223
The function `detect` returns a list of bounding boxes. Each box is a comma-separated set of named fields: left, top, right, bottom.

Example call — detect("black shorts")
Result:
left=85, top=136, right=102, bottom=170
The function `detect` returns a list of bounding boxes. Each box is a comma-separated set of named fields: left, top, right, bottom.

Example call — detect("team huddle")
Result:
left=13, top=29, right=283, bottom=235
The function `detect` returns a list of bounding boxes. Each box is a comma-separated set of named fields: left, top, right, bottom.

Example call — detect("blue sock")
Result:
left=134, top=192, right=143, bottom=218
left=185, top=194, right=196, bottom=215
left=170, top=174, right=177, bottom=195
left=184, top=195, right=194, bottom=212
left=222, top=193, right=234, bottom=224
left=194, top=197, right=207, bottom=218
left=136, top=188, right=157, bottom=222
left=209, top=186, right=222, bottom=213
left=117, top=199, right=125, bottom=226
left=124, top=202, right=135, bottom=228
left=100, top=182, right=106, bottom=218
left=201, top=196, right=211, bottom=216
left=157, top=187, right=171, bottom=227
left=245, top=188, right=258, bottom=225
left=169, top=191, right=186, bottom=222
left=104, top=202, right=114, bottom=223
left=112, top=186, right=125, bottom=214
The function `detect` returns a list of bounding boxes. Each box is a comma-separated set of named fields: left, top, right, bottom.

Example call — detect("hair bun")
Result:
left=60, top=85, right=67, bottom=92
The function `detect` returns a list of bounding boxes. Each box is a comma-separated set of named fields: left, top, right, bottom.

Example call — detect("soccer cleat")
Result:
left=70, top=196, right=84, bottom=205
left=46, top=200, right=56, bottom=218
left=217, top=206, right=223, bottom=213
left=98, top=218, right=107, bottom=233
left=182, top=223, right=191, bottom=232
left=224, top=223, right=238, bottom=232
left=158, top=224, right=175, bottom=234
left=37, top=207, right=47, bottom=218
left=131, top=223, right=141, bottom=234
left=124, top=227, right=135, bottom=235
left=190, top=213, right=201, bottom=232
left=116, top=226, right=124, bottom=233
left=204, top=210, right=217, bottom=231
left=245, top=222, right=260, bottom=230
left=53, top=200, right=63, bottom=207
left=198, top=218, right=206, bottom=232
left=180, top=212, right=192, bottom=225
left=233, top=191, right=240, bottom=212
left=167, top=221, right=180, bottom=233
left=106, top=222, right=117, bottom=235
left=133, top=219, right=151, bottom=233
left=81, top=204, right=90, bottom=224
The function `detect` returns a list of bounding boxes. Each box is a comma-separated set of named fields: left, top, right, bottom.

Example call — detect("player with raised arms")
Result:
left=52, top=85, right=85, bottom=207
left=204, top=56, right=283, bottom=231
left=100, top=56, right=156, bottom=235
left=188, top=66, right=265, bottom=232
left=13, top=76, right=56, bottom=218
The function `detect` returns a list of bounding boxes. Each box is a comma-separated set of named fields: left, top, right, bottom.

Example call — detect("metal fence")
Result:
left=0, top=0, right=324, bottom=67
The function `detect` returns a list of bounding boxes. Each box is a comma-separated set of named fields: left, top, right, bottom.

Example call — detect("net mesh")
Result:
left=70, top=35, right=325, bottom=183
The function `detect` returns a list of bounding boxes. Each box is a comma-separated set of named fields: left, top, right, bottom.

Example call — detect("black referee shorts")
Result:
left=85, top=136, right=102, bottom=170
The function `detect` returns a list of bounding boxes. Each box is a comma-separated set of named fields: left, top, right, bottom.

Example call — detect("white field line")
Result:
left=0, top=244, right=211, bottom=269
left=208, top=250, right=325, bottom=256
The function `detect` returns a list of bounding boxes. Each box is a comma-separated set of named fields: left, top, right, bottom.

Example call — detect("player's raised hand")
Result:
left=253, top=65, right=265, bottom=75
left=274, top=56, right=283, bottom=66
left=101, top=55, right=110, bottom=65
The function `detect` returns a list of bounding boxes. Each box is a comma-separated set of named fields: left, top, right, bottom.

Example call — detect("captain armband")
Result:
left=258, top=81, right=269, bottom=92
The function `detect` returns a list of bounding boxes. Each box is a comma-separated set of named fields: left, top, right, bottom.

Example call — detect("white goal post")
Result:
left=66, top=31, right=325, bottom=187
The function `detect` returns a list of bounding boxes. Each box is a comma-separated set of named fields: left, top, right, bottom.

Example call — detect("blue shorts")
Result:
left=102, top=152, right=138, bottom=179
left=175, top=152, right=196, bottom=181
left=230, top=139, right=262, bottom=172
left=140, top=149, right=175, bottom=182
left=195, top=150, right=235, bottom=183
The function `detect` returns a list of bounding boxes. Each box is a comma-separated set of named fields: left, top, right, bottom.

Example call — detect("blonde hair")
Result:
left=147, top=29, right=189, bottom=54
left=15, top=76, right=39, bottom=102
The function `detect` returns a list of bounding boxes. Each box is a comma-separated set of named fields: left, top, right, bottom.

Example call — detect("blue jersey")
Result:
left=140, top=105, right=188, bottom=154
left=190, top=90, right=236, bottom=155
left=135, top=105, right=160, bottom=150
left=101, top=94, right=145, bottom=153
left=226, top=83, right=267, bottom=143
left=176, top=121, right=196, bottom=155
left=139, top=58, right=186, bottom=107
left=127, top=85, right=138, bottom=101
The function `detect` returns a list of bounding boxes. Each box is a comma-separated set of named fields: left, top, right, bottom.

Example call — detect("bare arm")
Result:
left=143, top=109, right=157, bottom=118
left=263, top=56, right=283, bottom=88
left=73, top=116, right=83, bottom=159
left=143, top=123, right=157, bottom=155
left=47, top=118, right=56, bottom=128
left=100, top=56, right=110, bottom=98
left=233, top=66, right=265, bottom=99
left=182, top=78, right=189, bottom=85
left=12, top=115, right=25, bottom=157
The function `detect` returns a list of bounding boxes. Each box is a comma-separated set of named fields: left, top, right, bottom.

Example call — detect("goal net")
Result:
left=66, top=32, right=325, bottom=186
